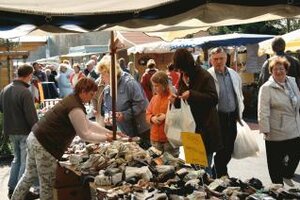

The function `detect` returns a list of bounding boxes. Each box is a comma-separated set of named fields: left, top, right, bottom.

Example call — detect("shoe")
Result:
left=283, top=178, right=295, bottom=187
left=8, top=189, right=13, bottom=199
left=24, top=191, right=39, bottom=200
left=246, top=177, right=264, bottom=190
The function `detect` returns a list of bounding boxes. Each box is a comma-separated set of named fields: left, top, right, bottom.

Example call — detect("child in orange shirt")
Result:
left=146, top=71, right=179, bottom=157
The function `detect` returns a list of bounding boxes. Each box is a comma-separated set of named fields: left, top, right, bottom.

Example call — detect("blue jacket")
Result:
left=56, top=72, right=73, bottom=98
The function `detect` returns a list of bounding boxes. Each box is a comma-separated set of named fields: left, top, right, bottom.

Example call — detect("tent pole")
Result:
left=110, top=31, right=117, bottom=140
left=203, top=47, right=208, bottom=63
left=233, top=46, right=238, bottom=71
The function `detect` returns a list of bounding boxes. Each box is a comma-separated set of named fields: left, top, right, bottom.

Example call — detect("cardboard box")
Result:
left=55, top=163, right=82, bottom=188
left=53, top=185, right=91, bottom=200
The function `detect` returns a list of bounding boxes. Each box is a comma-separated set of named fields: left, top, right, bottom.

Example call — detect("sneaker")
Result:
left=283, top=178, right=295, bottom=187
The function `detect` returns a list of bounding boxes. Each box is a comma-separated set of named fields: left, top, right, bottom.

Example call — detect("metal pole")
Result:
left=287, top=18, right=291, bottom=33
left=6, top=39, right=10, bottom=83
left=110, top=31, right=117, bottom=140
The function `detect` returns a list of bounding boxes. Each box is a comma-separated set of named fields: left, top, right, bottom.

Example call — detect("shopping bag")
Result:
left=232, top=120, right=259, bottom=159
left=164, top=99, right=196, bottom=147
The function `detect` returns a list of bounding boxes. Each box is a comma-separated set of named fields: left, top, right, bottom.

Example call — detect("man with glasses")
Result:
left=208, top=47, right=244, bottom=178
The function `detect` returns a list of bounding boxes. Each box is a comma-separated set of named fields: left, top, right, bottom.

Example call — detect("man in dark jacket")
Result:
left=32, top=62, right=47, bottom=82
left=0, top=64, right=38, bottom=198
left=258, top=37, right=300, bottom=88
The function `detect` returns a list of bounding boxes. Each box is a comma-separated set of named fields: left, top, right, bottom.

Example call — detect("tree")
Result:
left=209, top=19, right=300, bottom=35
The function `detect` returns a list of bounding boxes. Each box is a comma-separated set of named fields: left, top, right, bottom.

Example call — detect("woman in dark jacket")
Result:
left=172, top=48, right=223, bottom=174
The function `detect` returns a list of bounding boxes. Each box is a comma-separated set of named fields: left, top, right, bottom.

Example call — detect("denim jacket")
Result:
left=103, top=72, right=150, bottom=136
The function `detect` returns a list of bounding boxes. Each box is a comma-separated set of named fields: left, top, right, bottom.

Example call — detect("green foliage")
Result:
left=209, top=19, right=300, bottom=36
left=268, top=19, right=300, bottom=33
left=0, top=38, right=20, bottom=50
left=0, top=113, right=12, bottom=156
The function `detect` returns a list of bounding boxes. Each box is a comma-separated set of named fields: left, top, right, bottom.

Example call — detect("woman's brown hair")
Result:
left=151, top=71, right=169, bottom=93
left=74, top=78, right=97, bottom=95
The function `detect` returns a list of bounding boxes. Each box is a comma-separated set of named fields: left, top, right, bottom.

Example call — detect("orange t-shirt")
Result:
left=146, top=92, right=170, bottom=142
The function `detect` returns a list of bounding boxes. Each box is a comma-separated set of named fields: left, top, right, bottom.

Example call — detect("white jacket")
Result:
left=207, top=67, right=244, bottom=120
left=258, top=76, right=300, bottom=141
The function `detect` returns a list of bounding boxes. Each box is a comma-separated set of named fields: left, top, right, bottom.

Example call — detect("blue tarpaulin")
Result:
left=170, top=33, right=274, bottom=50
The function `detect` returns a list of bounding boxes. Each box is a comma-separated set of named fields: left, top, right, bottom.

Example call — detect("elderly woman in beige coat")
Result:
left=258, top=56, right=300, bottom=187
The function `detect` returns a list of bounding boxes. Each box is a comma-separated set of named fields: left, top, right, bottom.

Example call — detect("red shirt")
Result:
left=168, top=71, right=180, bottom=87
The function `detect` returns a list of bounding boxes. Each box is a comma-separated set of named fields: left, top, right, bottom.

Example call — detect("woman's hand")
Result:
left=179, top=90, right=190, bottom=100
left=104, top=116, right=112, bottom=126
left=168, top=93, right=178, bottom=104
left=156, top=113, right=166, bottom=122
left=93, top=109, right=98, bottom=115
left=263, top=132, right=269, bottom=137
left=116, top=112, right=124, bottom=122
left=117, top=132, right=127, bottom=137
left=151, top=114, right=165, bottom=125
left=105, top=133, right=113, bottom=142
left=151, top=115, right=160, bottom=125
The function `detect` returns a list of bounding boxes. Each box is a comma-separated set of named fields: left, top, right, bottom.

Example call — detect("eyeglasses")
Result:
left=273, top=67, right=285, bottom=72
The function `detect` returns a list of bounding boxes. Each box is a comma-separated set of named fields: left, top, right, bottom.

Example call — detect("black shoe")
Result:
left=25, top=191, right=39, bottom=200
left=8, top=189, right=13, bottom=199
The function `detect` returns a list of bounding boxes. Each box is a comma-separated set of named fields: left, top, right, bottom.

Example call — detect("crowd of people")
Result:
left=0, top=36, right=300, bottom=199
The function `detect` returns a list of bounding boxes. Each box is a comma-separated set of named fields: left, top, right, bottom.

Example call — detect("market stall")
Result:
left=1, top=1, right=300, bottom=199
left=54, top=137, right=300, bottom=200
left=258, top=28, right=300, bottom=55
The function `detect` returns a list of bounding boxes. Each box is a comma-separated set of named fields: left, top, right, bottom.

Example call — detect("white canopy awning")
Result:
left=127, top=41, right=172, bottom=54
left=258, top=29, right=300, bottom=55
left=0, top=1, right=300, bottom=37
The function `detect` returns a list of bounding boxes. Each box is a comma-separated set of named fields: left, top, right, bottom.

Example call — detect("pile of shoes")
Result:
left=63, top=139, right=300, bottom=199
left=65, top=136, right=87, bottom=154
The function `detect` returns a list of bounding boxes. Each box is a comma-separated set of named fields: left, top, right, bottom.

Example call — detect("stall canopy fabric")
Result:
left=127, top=41, right=172, bottom=54
left=258, top=29, right=300, bottom=55
left=127, top=33, right=274, bottom=54
left=0, top=1, right=300, bottom=37
left=114, top=31, right=162, bottom=49
left=145, top=29, right=210, bottom=42
left=170, top=33, right=274, bottom=50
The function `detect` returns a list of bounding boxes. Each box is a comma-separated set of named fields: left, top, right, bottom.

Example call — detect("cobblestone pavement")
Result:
left=0, top=123, right=299, bottom=200
left=0, top=159, right=12, bottom=200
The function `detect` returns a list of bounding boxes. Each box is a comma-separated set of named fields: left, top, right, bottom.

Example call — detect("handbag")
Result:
left=164, top=99, right=196, bottom=147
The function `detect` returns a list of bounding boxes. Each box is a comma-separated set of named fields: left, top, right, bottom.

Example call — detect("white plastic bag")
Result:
left=232, top=120, right=259, bottom=159
left=164, top=99, right=196, bottom=147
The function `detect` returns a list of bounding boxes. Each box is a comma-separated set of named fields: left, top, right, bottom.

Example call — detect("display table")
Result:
left=57, top=161, right=114, bottom=200
left=55, top=142, right=300, bottom=200
left=54, top=162, right=91, bottom=200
